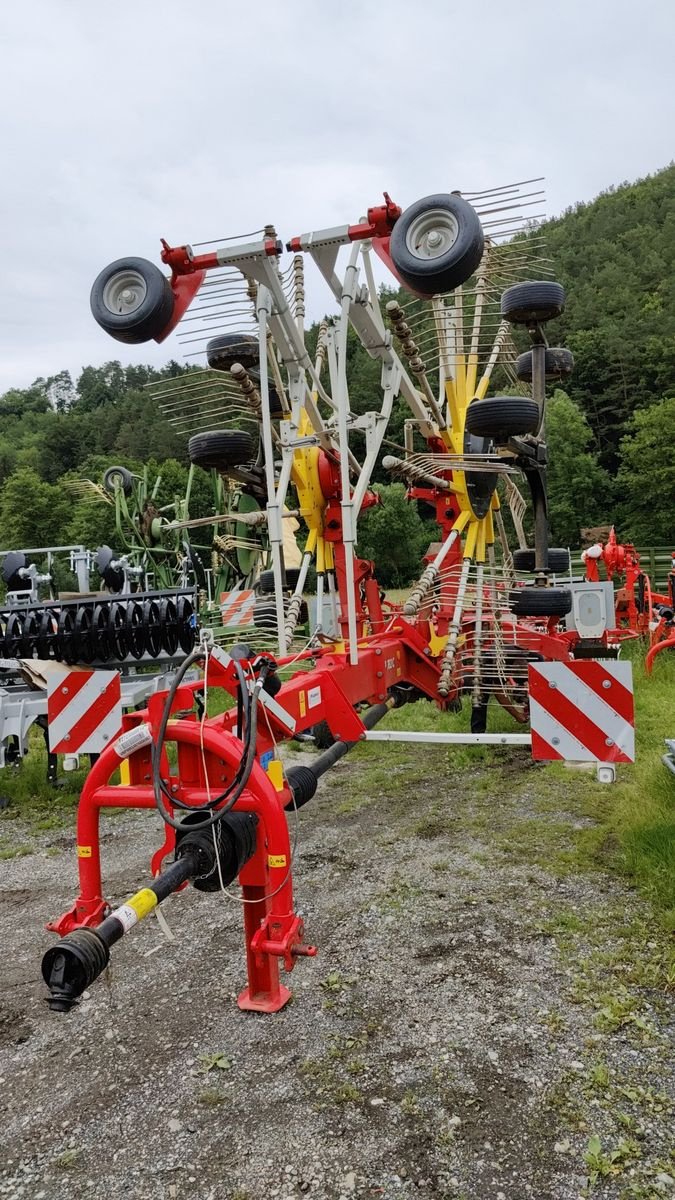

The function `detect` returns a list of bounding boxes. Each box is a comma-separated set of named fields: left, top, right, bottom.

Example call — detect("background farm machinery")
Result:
left=582, top=529, right=675, bottom=670
left=34, top=182, right=638, bottom=1011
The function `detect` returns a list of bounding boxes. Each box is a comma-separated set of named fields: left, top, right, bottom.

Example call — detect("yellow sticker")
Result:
left=77, top=845, right=92, bottom=858
left=268, top=854, right=287, bottom=869
left=298, top=691, right=306, bottom=718
left=266, top=760, right=284, bottom=792
left=126, top=887, right=158, bottom=920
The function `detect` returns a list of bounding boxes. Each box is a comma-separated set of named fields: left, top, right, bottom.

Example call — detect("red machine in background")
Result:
left=582, top=529, right=675, bottom=671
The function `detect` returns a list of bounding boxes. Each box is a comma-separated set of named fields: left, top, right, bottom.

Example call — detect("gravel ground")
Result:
left=0, top=745, right=673, bottom=1200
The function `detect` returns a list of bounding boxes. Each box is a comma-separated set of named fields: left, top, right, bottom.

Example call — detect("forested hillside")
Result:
left=0, top=165, right=673, bottom=571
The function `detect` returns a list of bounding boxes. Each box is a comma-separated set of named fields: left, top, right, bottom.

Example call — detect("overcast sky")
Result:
left=0, top=0, right=673, bottom=394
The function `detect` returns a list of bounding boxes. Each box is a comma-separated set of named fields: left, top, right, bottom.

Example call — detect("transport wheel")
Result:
left=1, top=551, right=29, bottom=592
left=257, top=570, right=276, bottom=594
left=90, top=257, right=175, bottom=344
left=142, top=598, right=162, bottom=658
left=465, top=397, right=539, bottom=440
left=509, top=586, right=572, bottom=617
left=311, top=720, right=335, bottom=750
left=515, top=347, right=574, bottom=382
left=95, top=546, right=125, bottom=593
left=500, top=281, right=565, bottom=325
left=159, top=597, right=180, bottom=655
left=512, top=548, right=571, bottom=573
left=389, top=193, right=484, bottom=296
left=103, top=466, right=134, bottom=495
left=207, top=333, right=259, bottom=372
left=285, top=567, right=302, bottom=590
left=188, top=430, right=255, bottom=471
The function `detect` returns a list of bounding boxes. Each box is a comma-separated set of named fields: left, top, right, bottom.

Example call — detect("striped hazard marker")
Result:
left=47, top=668, right=122, bottom=755
left=220, top=590, right=256, bottom=628
left=528, top=660, right=635, bottom=763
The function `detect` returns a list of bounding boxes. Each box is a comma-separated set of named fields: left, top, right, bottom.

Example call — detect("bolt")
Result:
left=61, top=686, right=69, bottom=695
left=548, top=681, right=557, bottom=689
left=551, top=736, right=560, bottom=746
left=376, top=671, right=383, bottom=679
left=64, top=734, right=70, bottom=742
left=426, top=230, right=442, bottom=247
left=602, top=679, right=611, bottom=689
left=605, top=738, right=614, bottom=747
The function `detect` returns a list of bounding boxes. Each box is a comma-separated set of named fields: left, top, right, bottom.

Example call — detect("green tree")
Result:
left=355, top=483, right=430, bottom=587
left=544, top=390, right=613, bottom=547
left=0, top=467, right=72, bottom=548
left=616, top=396, right=675, bottom=542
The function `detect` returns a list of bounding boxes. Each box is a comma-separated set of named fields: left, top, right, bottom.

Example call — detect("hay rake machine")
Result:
left=582, top=530, right=675, bottom=672
left=41, top=181, right=631, bottom=1013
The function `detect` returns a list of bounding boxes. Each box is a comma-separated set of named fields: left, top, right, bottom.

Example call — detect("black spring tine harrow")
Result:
left=0, top=589, right=196, bottom=665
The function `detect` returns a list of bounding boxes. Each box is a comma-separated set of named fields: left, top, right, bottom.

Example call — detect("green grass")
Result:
left=351, top=643, right=675, bottom=925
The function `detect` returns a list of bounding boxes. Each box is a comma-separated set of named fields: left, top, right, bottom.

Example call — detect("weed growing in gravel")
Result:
left=584, top=1133, right=642, bottom=1188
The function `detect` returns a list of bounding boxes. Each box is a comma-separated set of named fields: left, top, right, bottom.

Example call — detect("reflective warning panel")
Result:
left=528, top=660, right=635, bottom=764
left=47, top=668, right=122, bottom=755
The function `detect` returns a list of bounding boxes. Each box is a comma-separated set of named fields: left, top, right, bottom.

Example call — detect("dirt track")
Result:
left=0, top=744, right=673, bottom=1200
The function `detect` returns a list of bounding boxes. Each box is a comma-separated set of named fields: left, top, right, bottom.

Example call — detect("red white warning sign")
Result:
left=220, top=589, right=255, bottom=627
left=47, top=668, right=122, bottom=755
left=528, top=660, right=635, bottom=763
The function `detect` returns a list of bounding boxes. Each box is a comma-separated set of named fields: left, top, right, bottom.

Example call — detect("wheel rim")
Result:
left=93, top=604, right=112, bottom=662
left=102, top=270, right=147, bottom=316
left=405, top=208, right=459, bottom=261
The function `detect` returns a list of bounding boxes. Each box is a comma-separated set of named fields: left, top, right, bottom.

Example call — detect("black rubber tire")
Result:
left=465, top=397, right=539, bottom=440
left=515, top=347, right=574, bottom=382
left=285, top=568, right=301, bottom=590
left=188, top=430, right=255, bottom=471
left=389, top=193, right=484, bottom=296
left=207, top=333, right=259, bottom=373
left=509, top=586, right=572, bottom=617
left=312, top=720, right=335, bottom=750
left=257, top=570, right=276, bottom=595
left=512, top=548, right=571, bottom=573
left=90, top=257, right=174, bottom=344
left=95, top=546, right=125, bottom=594
left=2, top=550, right=29, bottom=592
left=500, top=281, right=565, bottom=325
left=103, top=466, right=134, bottom=496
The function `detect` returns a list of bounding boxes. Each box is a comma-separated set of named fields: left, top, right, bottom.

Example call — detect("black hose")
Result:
left=151, top=649, right=267, bottom=832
